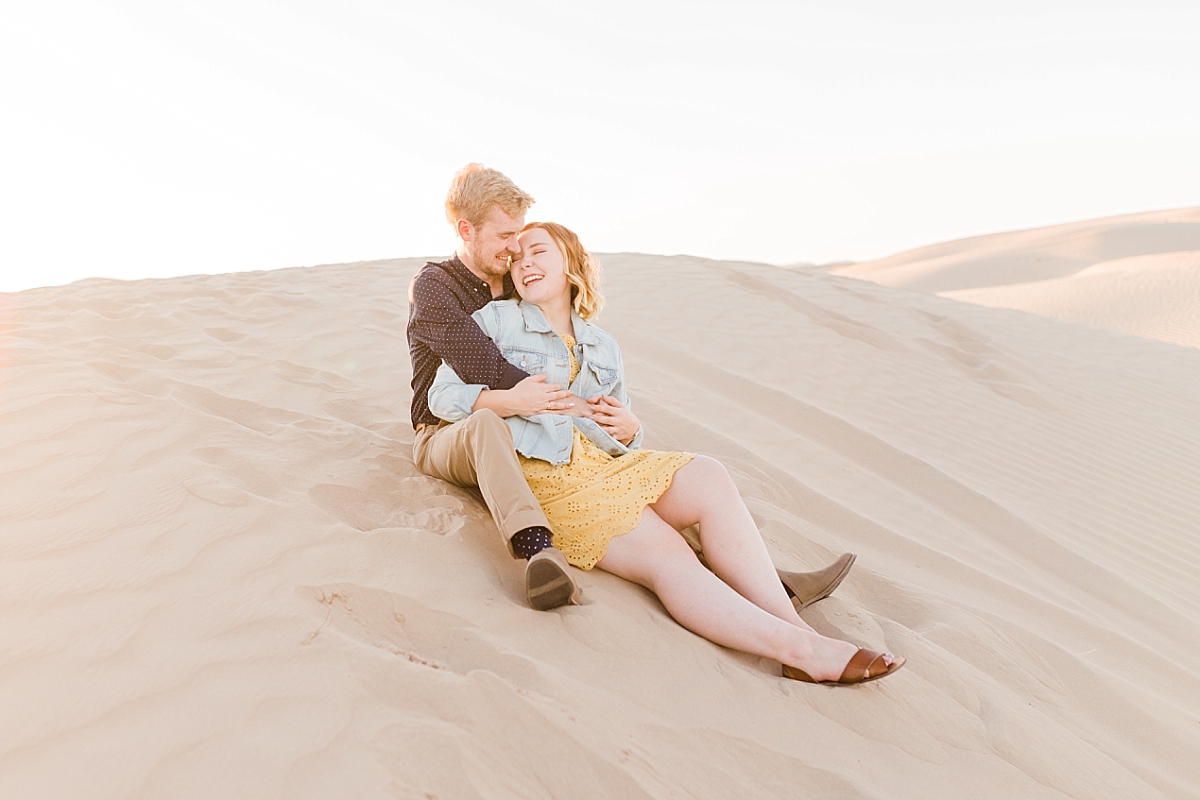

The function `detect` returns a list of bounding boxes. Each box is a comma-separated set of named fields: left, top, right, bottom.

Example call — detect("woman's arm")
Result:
left=585, top=341, right=644, bottom=448
left=426, top=305, right=502, bottom=422
left=427, top=362, right=485, bottom=422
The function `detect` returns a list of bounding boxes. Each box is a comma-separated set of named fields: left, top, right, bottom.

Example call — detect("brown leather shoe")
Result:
left=778, top=553, right=856, bottom=610
left=783, top=648, right=906, bottom=685
left=526, top=548, right=582, bottom=611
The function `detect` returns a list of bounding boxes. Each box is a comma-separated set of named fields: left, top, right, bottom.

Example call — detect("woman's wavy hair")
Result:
left=521, top=221, right=604, bottom=320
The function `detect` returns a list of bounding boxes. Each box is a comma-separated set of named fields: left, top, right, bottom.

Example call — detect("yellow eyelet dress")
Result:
left=520, top=332, right=695, bottom=570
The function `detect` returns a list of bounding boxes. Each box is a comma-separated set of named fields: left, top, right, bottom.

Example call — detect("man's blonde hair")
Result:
left=522, top=221, right=604, bottom=320
left=445, top=163, right=534, bottom=229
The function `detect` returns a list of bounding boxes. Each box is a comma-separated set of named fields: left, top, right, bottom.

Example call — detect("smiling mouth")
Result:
left=522, top=274, right=543, bottom=286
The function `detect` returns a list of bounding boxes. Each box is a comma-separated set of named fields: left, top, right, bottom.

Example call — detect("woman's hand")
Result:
left=587, top=395, right=640, bottom=445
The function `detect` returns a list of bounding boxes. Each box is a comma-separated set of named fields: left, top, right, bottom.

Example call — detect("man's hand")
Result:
left=587, top=395, right=640, bottom=445
left=474, top=374, right=584, bottom=418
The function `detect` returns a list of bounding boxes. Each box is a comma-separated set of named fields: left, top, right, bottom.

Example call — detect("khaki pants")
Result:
left=412, top=409, right=548, bottom=557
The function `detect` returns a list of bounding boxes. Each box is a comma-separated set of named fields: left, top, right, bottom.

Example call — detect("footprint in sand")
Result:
left=914, top=311, right=1053, bottom=410
left=297, top=583, right=535, bottom=680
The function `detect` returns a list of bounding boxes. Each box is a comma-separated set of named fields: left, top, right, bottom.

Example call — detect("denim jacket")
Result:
left=427, top=300, right=645, bottom=465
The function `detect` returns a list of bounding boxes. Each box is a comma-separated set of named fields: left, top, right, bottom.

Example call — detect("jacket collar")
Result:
left=517, top=300, right=604, bottom=345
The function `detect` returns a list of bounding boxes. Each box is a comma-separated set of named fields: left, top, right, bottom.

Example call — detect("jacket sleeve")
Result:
left=427, top=362, right=486, bottom=422
left=408, top=273, right=528, bottom=389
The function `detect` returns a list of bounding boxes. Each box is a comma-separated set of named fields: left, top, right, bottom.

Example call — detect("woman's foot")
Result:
left=783, top=648, right=905, bottom=686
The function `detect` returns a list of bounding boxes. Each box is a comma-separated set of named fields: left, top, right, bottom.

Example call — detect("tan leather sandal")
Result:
left=783, top=648, right=906, bottom=686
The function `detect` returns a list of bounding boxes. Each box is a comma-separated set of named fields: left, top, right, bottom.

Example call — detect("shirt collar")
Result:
left=447, top=254, right=516, bottom=299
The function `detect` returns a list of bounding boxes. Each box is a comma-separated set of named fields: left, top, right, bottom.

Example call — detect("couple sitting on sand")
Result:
left=406, top=164, right=904, bottom=686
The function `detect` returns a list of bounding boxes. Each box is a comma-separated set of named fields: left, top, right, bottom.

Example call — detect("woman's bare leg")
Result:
left=651, top=456, right=805, bottom=626
left=597, top=506, right=861, bottom=682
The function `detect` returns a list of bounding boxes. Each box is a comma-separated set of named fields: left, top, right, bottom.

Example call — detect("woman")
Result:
left=428, top=222, right=904, bottom=685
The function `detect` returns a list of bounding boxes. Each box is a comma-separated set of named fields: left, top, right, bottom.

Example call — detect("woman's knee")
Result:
left=680, top=455, right=736, bottom=497
left=690, top=454, right=729, bottom=480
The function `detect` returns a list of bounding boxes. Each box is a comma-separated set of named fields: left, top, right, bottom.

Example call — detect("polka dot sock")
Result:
left=511, top=526, right=554, bottom=560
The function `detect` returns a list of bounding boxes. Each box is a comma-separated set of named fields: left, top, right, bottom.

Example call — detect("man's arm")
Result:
left=409, top=274, right=528, bottom=389
left=411, top=275, right=587, bottom=418
left=474, top=373, right=586, bottom=417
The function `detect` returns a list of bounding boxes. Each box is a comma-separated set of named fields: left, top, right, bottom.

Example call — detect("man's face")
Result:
left=465, top=206, right=525, bottom=279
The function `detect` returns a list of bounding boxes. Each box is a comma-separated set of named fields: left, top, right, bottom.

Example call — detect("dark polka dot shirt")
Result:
left=407, top=255, right=529, bottom=426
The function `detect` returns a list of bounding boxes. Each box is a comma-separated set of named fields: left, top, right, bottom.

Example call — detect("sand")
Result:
left=3, top=214, right=1199, bottom=798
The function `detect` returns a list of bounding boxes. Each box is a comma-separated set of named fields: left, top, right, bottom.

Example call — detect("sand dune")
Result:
left=3, top=246, right=1199, bottom=798
left=834, top=207, right=1200, bottom=349
left=942, top=250, right=1200, bottom=348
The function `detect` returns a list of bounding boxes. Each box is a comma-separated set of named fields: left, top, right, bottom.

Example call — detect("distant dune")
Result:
left=834, top=207, right=1200, bottom=348
left=3, top=224, right=1199, bottom=798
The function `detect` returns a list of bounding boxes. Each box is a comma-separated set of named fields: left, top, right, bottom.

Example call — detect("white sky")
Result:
left=2, top=0, right=1198, bottom=293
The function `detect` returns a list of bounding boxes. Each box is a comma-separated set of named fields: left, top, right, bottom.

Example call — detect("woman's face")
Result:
left=512, top=227, right=570, bottom=306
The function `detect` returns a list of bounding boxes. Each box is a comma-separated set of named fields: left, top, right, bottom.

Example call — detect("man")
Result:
left=407, top=163, right=584, bottom=611
left=407, top=163, right=855, bottom=611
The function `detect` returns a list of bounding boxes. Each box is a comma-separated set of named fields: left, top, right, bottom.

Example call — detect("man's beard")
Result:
left=468, top=241, right=510, bottom=278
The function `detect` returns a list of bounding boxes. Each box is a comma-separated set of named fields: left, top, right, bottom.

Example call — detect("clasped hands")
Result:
left=508, top=374, right=640, bottom=446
